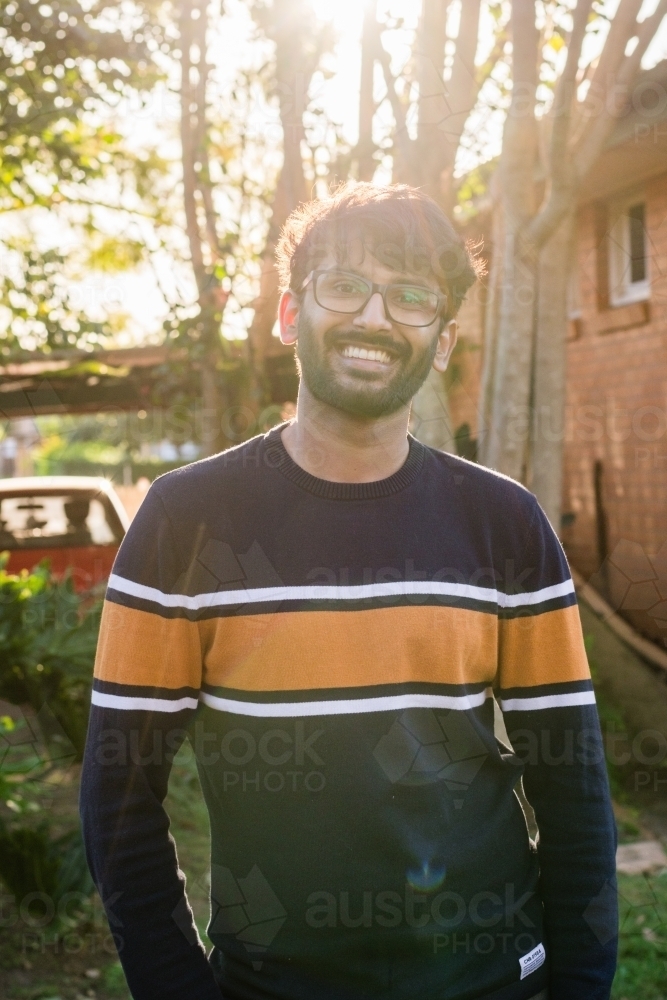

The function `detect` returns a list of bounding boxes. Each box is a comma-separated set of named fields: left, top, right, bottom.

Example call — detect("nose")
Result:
left=353, top=291, right=392, bottom=331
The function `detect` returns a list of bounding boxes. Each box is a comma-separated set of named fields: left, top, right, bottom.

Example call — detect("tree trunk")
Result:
left=478, top=0, right=538, bottom=480
left=180, top=0, right=227, bottom=456
left=356, top=0, right=377, bottom=181
left=530, top=211, right=574, bottom=531
left=410, top=368, right=455, bottom=452
left=409, top=0, right=484, bottom=452
left=479, top=0, right=667, bottom=499
left=477, top=186, right=503, bottom=464
left=483, top=227, right=537, bottom=478
left=200, top=349, right=223, bottom=457
left=245, top=0, right=312, bottom=396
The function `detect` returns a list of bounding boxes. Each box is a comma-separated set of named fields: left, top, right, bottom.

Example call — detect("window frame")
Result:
left=608, top=190, right=650, bottom=307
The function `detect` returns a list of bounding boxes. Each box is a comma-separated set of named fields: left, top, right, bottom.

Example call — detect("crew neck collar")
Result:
left=263, top=423, right=425, bottom=500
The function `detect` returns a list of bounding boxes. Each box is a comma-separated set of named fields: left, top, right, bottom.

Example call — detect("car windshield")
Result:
left=0, top=493, right=123, bottom=549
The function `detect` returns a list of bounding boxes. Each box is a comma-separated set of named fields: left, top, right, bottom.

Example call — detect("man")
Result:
left=81, top=183, right=617, bottom=1000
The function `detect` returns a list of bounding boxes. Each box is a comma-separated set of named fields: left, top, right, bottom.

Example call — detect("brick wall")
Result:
left=447, top=171, right=667, bottom=644
left=561, top=172, right=667, bottom=643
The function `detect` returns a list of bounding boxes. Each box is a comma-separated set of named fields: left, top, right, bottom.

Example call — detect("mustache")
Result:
left=324, top=329, right=411, bottom=358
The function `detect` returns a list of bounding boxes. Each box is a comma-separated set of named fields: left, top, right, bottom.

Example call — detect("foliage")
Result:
left=0, top=560, right=100, bottom=917
left=0, top=560, right=102, bottom=758
left=0, top=0, right=165, bottom=209
left=0, top=714, right=94, bottom=908
left=32, top=412, right=195, bottom=479
left=0, top=240, right=129, bottom=352
left=0, top=0, right=172, bottom=351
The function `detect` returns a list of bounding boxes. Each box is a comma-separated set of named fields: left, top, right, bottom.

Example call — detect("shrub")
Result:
left=0, top=715, right=94, bottom=911
left=0, top=559, right=101, bottom=758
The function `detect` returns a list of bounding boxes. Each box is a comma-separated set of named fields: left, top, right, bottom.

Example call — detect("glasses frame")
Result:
left=301, top=269, right=448, bottom=328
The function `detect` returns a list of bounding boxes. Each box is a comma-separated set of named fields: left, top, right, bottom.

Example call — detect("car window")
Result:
left=0, top=494, right=120, bottom=549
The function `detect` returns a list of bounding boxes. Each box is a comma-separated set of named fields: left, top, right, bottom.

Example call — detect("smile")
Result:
left=338, top=344, right=396, bottom=366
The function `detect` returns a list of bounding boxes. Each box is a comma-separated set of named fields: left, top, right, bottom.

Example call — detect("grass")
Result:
left=614, top=872, right=667, bottom=999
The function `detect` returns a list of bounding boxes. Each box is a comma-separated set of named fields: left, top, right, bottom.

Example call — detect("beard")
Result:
left=295, top=311, right=439, bottom=419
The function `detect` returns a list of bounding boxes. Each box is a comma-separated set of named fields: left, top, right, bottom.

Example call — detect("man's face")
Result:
left=281, top=254, right=455, bottom=420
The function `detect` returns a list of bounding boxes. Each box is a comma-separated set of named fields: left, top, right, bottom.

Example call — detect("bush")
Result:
left=0, top=715, right=94, bottom=911
left=0, top=559, right=102, bottom=759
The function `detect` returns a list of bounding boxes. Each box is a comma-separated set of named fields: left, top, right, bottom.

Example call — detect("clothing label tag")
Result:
left=519, top=942, right=546, bottom=980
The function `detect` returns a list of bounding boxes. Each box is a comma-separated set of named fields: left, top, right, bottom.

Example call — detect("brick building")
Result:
left=450, top=61, right=667, bottom=644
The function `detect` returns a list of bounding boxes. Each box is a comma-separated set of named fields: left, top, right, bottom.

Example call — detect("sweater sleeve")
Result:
left=79, top=484, right=221, bottom=1000
left=496, top=499, right=618, bottom=1000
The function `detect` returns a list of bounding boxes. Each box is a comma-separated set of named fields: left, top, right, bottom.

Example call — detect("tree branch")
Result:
left=619, top=0, right=667, bottom=86
left=551, top=0, right=594, bottom=152
left=526, top=0, right=593, bottom=249
left=573, top=0, right=643, bottom=154
left=356, top=0, right=379, bottom=180
left=442, top=0, right=483, bottom=168
left=187, top=3, right=221, bottom=264
left=374, top=34, right=414, bottom=178
left=575, top=0, right=667, bottom=178
left=500, top=0, right=539, bottom=225
left=179, top=0, right=206, bottom=294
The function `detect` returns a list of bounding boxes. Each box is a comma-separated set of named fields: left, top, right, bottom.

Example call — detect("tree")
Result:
left=171, top=0, right=333, bottom=453
left=351, top=0, right=507, bottom=451
left=176, top=0, right=231, bottom=454
left=221, top=1, right=506, bottom=454
left=242, top=0, right=332, bottom=404
left=0, top=0, right=168, bottom=353
left=478, top=0, right=667, bottom=529
left=173, top=0, right=498, bottom=455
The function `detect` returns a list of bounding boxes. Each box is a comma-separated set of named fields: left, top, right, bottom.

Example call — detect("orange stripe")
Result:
left=498, top=604, right=590, bottom=689
left=94, top=601, right=202, bottom=689
left=200, top=605, right=498, bottom=691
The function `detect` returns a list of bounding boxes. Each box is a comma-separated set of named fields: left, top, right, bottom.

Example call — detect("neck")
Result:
left=280, top=383, right=411, bottom=483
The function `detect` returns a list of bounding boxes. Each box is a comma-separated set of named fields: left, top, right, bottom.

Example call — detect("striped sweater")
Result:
left=80, top=426, right=617, bottom=1000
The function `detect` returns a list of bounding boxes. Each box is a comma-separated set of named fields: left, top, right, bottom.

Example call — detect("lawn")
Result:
left=614, top=871, right=667, bottom=999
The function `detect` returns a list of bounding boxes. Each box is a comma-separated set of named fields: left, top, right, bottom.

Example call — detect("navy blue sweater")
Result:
left=80, top=427, right=617, bottom=999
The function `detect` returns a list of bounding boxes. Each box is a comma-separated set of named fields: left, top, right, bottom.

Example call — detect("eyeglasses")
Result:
left=301, top=269, right=447, bottom=328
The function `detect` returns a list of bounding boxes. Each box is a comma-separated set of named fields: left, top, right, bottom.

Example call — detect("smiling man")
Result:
left=81, top=183, right=617, bottom=1000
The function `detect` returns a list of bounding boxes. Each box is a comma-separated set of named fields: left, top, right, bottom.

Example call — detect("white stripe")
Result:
left=496, top=579, right=574, bottom=608
left=199, top=688, right=492, bottom=718
left=91, top=690, right=198, bottom=713
left=108, top=573, right=574, bottom=613
left=499, top=691, right=596, bottom=712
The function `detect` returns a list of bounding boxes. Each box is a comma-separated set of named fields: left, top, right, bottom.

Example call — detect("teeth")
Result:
left=341, top=345, right=391, bottom=364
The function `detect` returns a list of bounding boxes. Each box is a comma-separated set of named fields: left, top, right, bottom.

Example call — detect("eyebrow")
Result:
left=325, top=266, right=439, bottom=293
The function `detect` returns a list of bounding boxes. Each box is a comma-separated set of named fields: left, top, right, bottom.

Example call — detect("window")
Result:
left=0, top=493, right=122, bottom=549
left=608, top=194, right=650, bottom=306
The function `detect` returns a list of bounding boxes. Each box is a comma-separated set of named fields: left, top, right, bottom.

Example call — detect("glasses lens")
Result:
left=386, top=284, right=440, bottom=326
left=315, top=271, right=371, bottom=313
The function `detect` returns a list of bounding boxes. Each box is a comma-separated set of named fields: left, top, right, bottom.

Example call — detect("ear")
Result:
left=279, top=289, right=301, bottom=346
left=432, top=319, right=457, bottom=373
